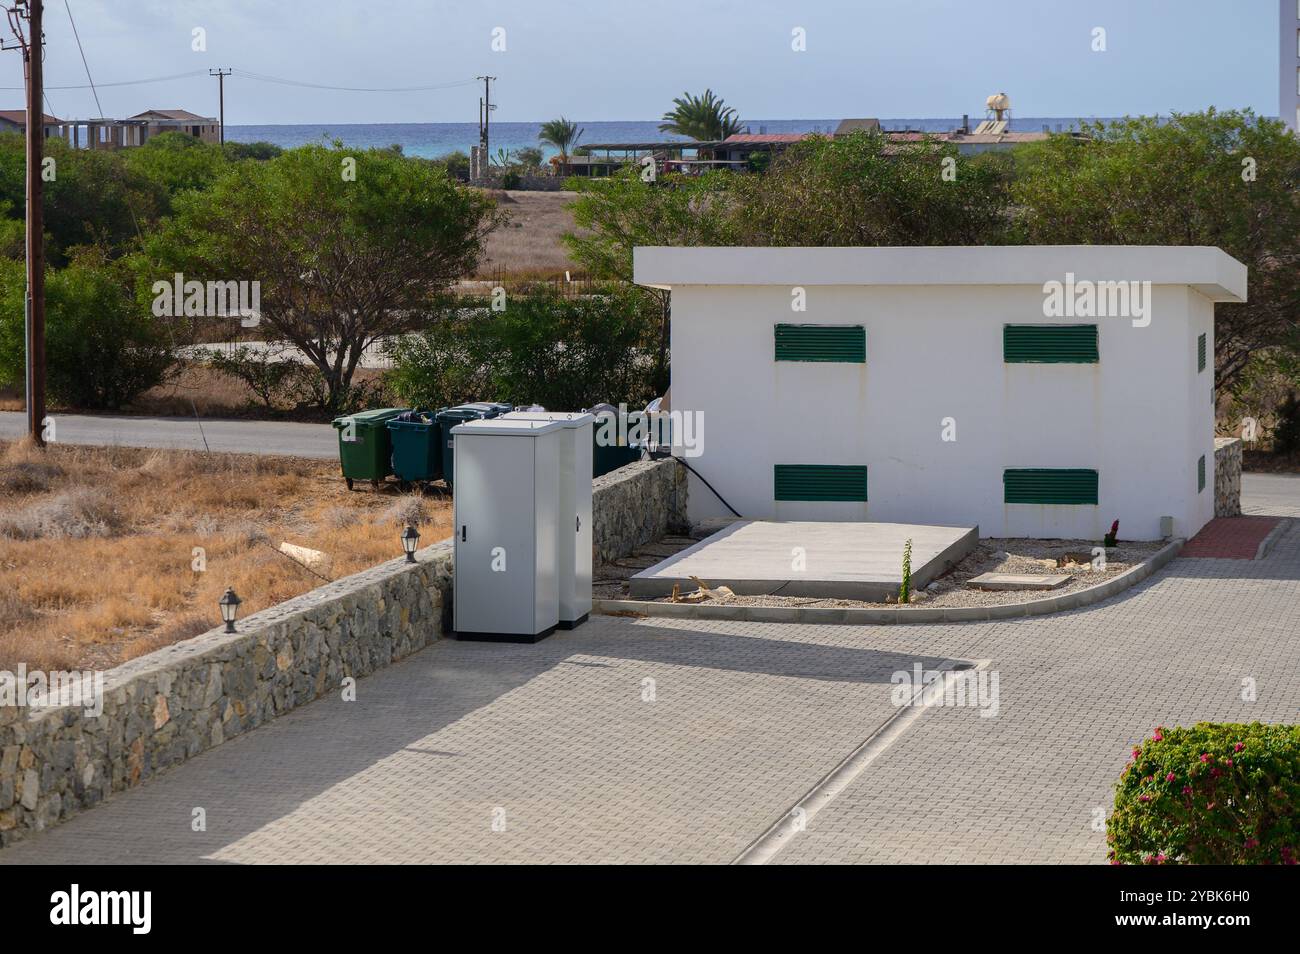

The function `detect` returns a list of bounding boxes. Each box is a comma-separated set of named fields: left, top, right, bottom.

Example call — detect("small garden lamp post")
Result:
left=402, top=525, right=420, bottom=563
left=218, top=587, right=242, bottom=634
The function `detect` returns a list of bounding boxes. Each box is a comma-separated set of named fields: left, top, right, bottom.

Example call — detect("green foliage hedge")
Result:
left=385, top=285, right=660, bottom=412
left=1107, top=722, right=1300, bottom=865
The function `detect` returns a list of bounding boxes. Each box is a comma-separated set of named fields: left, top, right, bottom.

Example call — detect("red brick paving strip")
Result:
left=1180, top=516, right=1281, bottom=559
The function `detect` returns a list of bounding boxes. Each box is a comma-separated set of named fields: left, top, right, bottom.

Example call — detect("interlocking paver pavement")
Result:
left=2, top=483, right=1297, bottom=864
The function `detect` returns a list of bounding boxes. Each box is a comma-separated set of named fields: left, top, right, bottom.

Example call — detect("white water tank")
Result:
left=504, top=411, right=595, bottom=628
left=451, top=418, right=564, bottom=642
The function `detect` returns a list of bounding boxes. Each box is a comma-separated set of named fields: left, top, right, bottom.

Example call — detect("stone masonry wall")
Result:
left=0, top=457, right=684, bottom=847
left=1214, top=437, right=1242, bottom=518
left=592, top=458, right=689, bottom=565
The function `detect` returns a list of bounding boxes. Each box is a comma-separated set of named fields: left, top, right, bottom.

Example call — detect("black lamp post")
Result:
left=402, top=524, right=420, bottom=563
left=218, top=587, right=242, bottom=633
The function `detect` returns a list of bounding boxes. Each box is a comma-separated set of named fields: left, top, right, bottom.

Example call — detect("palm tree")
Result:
left=658, top=89, right=744, bottom=141
left=539, top=117, right=584, bottom=166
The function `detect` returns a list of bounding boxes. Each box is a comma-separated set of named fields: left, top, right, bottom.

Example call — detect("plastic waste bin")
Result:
left=435, top=403, right=507, bottom=489
left=331, top=407, right=405, bottom=490
left=386, top=409, right=442, bottom=489
left=587, top=403, right=642, bottom=478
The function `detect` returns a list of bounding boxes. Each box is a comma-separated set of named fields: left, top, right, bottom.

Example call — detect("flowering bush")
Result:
left=1107, top=722, right=1300, bottom=864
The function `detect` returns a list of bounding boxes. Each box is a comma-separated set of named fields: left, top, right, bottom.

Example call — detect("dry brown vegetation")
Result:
left=476, top=189, right=583, bottom=278
left=0, top=439, right=451, bottom=672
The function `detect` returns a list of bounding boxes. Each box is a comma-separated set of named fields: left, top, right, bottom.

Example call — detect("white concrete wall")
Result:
left=668, top=282, right=1217, bottom=541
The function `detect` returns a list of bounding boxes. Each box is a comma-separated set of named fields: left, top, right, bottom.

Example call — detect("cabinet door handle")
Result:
left=576, top=515, right=581, bottom=532
left=461, top=525, right=467, bottom=542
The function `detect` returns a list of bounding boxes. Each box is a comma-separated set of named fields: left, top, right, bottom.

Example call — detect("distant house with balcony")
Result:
left=129, top=109, right=220, bottom=144
left=0, top=106, right=219, bottom=149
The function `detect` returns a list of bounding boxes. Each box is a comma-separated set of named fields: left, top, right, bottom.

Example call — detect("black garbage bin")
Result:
left=435, top=403, right=507, bottom=489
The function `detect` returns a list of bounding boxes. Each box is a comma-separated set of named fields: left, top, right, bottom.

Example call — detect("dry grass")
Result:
left=0, top=440, right=451, bottom=672
left=477, top=189, right=584, bottom=278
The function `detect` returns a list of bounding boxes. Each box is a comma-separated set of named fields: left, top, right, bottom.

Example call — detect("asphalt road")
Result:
left=0, top=411, right=338, bottom=459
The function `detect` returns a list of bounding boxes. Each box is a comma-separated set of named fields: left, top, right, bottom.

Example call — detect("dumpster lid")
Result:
left=332, top=407, right=405, bottom=427
left=451, top=418, right=565, bottom=436
left=502, top=411, right=595, bottom=428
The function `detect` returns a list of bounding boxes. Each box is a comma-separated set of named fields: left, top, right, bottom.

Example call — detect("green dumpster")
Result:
left=332, top=407, right=404, bottom=490
left=589, top=403, right=642, bottom=478
left=387, top=410, right=442, bottom=489
left=435, top=403, right=506, bottom=490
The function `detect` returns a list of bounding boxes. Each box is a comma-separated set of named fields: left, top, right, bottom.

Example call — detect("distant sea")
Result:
left=224, top=117, right=1106, bottom=160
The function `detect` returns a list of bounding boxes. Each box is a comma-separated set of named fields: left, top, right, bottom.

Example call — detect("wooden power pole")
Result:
left=21, top=0, right=45, bottom=447
left=209, top=68, right=231, bottom=144
left=477, top=75, right=495, bottom=153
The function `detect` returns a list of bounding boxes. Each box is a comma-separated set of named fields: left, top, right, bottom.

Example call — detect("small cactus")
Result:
left=898, top=538, right=913, bottom=605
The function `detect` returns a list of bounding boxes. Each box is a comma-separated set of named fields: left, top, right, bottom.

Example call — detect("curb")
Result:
left=1255, top=518, right=1291, bottom=560
left=595, top=538, right=1185, bottom=626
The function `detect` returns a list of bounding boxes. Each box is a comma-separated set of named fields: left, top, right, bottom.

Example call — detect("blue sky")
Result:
left=1, top=0, right=1281, bottom=124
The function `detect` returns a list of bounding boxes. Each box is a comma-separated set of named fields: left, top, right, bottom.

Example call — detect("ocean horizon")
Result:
left=224, top=117, right=1111, bottom=160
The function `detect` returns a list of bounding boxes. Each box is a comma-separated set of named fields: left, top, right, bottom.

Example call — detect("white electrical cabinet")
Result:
left=504, top=411, right=594, bottom=628
left=451, top=418, right=563, bottom=642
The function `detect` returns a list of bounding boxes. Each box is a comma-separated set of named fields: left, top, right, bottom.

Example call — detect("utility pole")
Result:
left=3, top=0, right=46, bottom=447
left=477, top=75, right=495, bottom=153
left=209, top=68, right=231, bottom=145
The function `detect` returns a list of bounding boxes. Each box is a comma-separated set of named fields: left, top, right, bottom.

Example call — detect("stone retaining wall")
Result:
left=0, top=457, right=684, bottom=847
left=592, top=458, right=689, bottom=565
left=1214, top=437, right=1242, bottom=517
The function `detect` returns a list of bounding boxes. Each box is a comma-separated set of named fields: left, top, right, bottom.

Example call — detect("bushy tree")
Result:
left=386, top=285, right=660, bottom=410
left=1012, top=110, right=1300, bottom=390
left=145, top=144, right=502, bottom=410
left=659, top=89, right=743, bottom=141
left=728, top=131, right=1013, bottom=246
left=0, top=248, right=173, bottom=409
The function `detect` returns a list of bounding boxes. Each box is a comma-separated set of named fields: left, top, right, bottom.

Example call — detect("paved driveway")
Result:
left=2, top=492, right=1297, bottom=864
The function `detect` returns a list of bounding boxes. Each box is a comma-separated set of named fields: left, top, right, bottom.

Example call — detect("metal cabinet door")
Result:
left=453, top=434, right=537, bottom=635
left=573, top=422, right=594, bottom=615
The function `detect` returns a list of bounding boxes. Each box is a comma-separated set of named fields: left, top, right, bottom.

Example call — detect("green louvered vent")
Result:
left=1003, top=468, right=1099, bottom=505
left=1197, top=333, right=1207, bottom=373
left=774, top=464, right=868, bottom=501
left=1003, top=324, right=1099, bottom=363
left=774, top=324, right=866, bottom=363
left=1198, top=455, right=1206, bottom=493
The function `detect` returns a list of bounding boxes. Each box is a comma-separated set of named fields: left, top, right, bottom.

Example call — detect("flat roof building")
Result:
left=635, top=245, right=1246, bottom=541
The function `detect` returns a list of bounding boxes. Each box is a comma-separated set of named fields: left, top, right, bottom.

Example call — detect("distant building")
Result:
left=834, top=118, right=882, bottom=135
left=128, top=109, right=220, bottom=144
left=1283, top=0, right=1299, bottom=133
left=0, top=109, right=64, bottom=138
left=0, top=107, right=219, bottom=150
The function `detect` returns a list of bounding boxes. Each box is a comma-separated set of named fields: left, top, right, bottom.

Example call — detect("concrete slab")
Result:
left=966, top=572, right=1071, bottom=591
left=629, top=520, right=978, bottom=601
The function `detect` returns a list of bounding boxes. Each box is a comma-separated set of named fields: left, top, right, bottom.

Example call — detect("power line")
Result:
left=0, top=68, right=208, bottom=90
left=61, top=0, right=99, bottom=116
left=233, top=68, right=478, bottom=93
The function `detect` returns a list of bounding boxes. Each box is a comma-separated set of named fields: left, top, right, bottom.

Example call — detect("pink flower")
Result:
left=1224, top=758, right=1234, bottom=767
left=1153, top=729, right=1164, bottom=742
left=1138, top=795, right=1151, bottom=803
left=1182, top=786, right=1193, bottom=795
left=1132, top=748, right=1142, bottom=759
left=1166, top=773, right=1176, bottom=782
left=1200, top=753, right=1212, bottom=763
left=1234, top=742, right=1244, bottom=752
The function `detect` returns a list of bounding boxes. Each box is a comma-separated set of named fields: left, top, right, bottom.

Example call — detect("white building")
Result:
left=634, top=246, right=1247, bottom=542
left=1284, top=0, right=1300, bottom=133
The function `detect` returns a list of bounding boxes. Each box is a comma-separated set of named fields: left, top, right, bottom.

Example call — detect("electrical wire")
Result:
left=62, top=0, right=99, bottom=116
left=231, top=68, right=477, bottom=93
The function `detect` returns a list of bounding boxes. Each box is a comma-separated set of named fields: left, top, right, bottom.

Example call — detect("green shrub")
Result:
left=206, top=345, right=311, bottom=410
left=0, top=252, right=174, bottom=409
left=1107, top=722, right=1300, bottom=865
left=386, top=285, right=660, bottom=411
left=1274, top=392, right=1300, bottom=456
